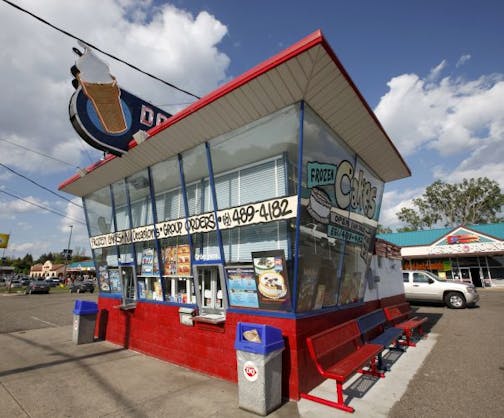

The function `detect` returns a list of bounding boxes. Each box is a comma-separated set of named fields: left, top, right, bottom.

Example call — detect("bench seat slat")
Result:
left=369, top=327, right=403, bottom=347
left=324, top=343, right=382, bottom=381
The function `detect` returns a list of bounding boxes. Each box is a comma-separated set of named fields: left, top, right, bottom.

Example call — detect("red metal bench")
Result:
left=384, top=302, right=428, bottom=347
left=357, top=309, right=404, bottom=370
left=300, top=320, right=384, bottom=413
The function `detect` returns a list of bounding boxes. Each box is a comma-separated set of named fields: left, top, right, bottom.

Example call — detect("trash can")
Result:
left=72, top=300, right=98, bottom=344
left=234, top=322, right=285, bottom=416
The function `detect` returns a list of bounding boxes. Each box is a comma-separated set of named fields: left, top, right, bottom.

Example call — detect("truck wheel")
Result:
left=444, top=292, right=466, bottom=309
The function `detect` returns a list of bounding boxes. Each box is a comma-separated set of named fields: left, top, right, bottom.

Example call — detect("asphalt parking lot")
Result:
left=389, top=287, right=504, bottom=418
left=0, top=289, right=503, bottom=417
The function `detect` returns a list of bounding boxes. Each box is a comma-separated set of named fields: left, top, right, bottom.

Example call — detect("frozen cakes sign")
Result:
left=69, top=44, right=171, bottom=156
left=306, top=160, right=383, bottom=222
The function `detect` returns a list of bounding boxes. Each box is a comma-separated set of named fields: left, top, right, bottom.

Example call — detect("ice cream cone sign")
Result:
left=73, top=45, right=127, bottom=134
left=69, top=44, right=171, bottom=156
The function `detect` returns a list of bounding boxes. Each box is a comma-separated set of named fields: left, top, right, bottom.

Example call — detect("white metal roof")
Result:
left=60, top=30, right=410, bottom=197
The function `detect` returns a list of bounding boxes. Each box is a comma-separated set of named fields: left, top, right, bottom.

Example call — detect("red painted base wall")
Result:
left=96, top=294, right=405, bottom=400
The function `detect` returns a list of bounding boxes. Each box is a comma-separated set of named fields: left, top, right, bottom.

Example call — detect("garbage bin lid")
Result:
left=73, top=300, right=98, bottom=315
left=234, top=322, right=285, bottom=354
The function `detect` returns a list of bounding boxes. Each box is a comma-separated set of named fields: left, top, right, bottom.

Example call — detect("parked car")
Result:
left=402, top=270, right=479, bottom=309
left=44, top=277, right=61, bottom=287
left=69, top=280, right=95, bottom=293
left=19, top=276, right=31, bottom=286
left=25, top=280, right=51, bottom=294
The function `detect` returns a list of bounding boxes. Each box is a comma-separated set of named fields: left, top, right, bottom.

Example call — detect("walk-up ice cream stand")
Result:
left=60, top=30, right=410, bottom=399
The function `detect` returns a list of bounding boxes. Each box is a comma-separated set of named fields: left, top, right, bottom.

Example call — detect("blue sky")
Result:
left=1, top=0, right=503, bottom=259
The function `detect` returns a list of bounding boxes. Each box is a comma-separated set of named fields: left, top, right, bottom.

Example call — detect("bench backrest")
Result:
left=306, top=320, right=362, bottom=373
left=384, top=303, right=411, bottom=323
left=357, top=309, right=386, bottom=339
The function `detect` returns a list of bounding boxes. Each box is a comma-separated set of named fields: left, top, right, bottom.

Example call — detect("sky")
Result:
left=0, top=0, right=503, bottom=259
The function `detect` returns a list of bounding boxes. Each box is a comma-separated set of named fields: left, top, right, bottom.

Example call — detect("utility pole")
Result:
left=62, top=225, right=73, bottom=284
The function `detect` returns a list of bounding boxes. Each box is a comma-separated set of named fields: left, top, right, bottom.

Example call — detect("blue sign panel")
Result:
left=69, top=86, right=171, bottom=156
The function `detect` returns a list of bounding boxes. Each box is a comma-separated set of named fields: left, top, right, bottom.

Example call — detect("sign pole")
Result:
left=62, top=225, right=73, bottom=284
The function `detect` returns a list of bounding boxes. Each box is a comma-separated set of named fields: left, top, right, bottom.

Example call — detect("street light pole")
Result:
left=62, top=225, right=73, bottom=284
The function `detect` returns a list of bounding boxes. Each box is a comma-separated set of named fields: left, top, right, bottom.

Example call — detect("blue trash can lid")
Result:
left=234, top=322, right=285, bottom=354
left=73, top=300, right=98, bottom=315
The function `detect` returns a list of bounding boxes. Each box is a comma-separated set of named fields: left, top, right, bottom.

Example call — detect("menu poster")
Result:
left=252, top=250, right=291, bottom=310
left=164, top=246, right=178, bottom=276
left=108, top=269, right=121, bottom=293
left=176, top=245, right=191, bottom=276
left=163, top=245, right=191, bottom=277
left=225, top=265, right=259, bottom=308
left=98, top=265, right=110, bottom=292
left=141, top=248, right=154, bottom=275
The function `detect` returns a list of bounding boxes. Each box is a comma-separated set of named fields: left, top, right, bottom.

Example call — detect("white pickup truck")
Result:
left=402, top=270, right=479, bottom=309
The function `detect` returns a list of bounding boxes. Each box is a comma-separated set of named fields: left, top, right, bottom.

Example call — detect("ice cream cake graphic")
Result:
left=307, top=187, right=331, bottom=224
left=74, top=44, right=127, bottom=134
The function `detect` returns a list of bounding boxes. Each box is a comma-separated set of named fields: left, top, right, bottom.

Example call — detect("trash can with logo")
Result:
left=72, top=300, right=98, bottom=344
left=234, top=322, right=285, bottom=416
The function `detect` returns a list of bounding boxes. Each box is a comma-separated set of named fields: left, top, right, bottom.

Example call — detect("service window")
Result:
left=193, top=264, right=227, bottom=322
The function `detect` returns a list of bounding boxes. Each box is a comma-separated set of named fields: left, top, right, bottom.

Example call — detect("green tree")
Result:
left=396, top=177, right=504, bottom=231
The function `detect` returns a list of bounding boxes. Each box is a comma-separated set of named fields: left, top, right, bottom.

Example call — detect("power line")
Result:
left=0, top=138, right=80, bottom=169
left=1, top=0, right=201, bottom=100
left=0, top=162, right=82, bottom=208
left=0, top=189, right=86, bottom=226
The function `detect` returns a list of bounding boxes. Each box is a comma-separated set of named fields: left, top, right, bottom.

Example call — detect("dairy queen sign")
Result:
left=69, top=43, right=171, bottom=156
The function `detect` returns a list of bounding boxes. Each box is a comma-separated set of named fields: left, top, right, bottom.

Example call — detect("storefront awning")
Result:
left=60, top=30, right=410, bottom=197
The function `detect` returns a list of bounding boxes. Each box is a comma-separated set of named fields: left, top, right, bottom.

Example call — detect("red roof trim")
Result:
left=59, top=30, right=324, bottom=191
left=59, top=28, right=410, bottom=190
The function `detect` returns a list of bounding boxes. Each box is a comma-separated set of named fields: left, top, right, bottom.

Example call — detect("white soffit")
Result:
left=60, top=30, right=410, bottom=197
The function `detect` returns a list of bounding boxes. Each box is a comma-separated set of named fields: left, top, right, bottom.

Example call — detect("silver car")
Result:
left=402, top=270, right=479, bottom=309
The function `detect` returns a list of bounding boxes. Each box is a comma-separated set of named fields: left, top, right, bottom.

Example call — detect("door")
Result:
left=194, top=265, right=227, bottom=315
left=119, top=264, right=137, bottom=305
left=409, top=271, right=440, bottom=301
left=459, top=268, right=473, bottom=285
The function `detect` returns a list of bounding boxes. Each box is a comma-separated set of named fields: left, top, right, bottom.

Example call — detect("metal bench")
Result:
left=357, top=309, right=404, bottom=370
left=384, top=302, right=428, bottom=347
left=300, top=320, right=383, bottom=413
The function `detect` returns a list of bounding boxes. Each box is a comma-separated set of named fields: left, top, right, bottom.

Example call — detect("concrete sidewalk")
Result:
left=0, top=325, right=435, bottom=418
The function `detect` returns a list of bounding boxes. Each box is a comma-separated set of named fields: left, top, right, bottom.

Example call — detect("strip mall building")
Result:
left=59, top=31, right=410, bottom=399
left=379, top=223, right=504, bottom=287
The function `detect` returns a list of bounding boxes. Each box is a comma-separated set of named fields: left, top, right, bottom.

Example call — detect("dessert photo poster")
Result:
left=252, top=250, right=291, bottom=310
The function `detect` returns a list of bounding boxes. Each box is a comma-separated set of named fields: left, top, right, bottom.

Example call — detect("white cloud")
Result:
left=456, top=54, right=471, bottom=68
left=378, top=186, right=424, bottom=229
left=0, top=1, right=231, bottom=258
left=376, top=71, right=504, bottom=157
left=0, top=0, right=230, bottom=175
left=375, top=62, right=504, bottom=192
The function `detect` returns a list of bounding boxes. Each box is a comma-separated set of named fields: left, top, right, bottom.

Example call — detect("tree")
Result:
left=377, top=224, right=393, bottom=234
left=396, top=177, right=504, bottom=231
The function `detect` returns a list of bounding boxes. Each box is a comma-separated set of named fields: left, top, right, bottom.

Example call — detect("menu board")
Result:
left=163, top=245, right=191, bottom=277
left=226, top=266, right=259, bottom=308
left=108, top=269, right=121, bottom=293
left=252, top=250, right=291, bottom=310
left=141, top=248, right=155, bottom=275
left=98, top=265, right=110, bottom=292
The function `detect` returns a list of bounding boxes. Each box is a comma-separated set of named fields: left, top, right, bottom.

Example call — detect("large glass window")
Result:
left=209, top=105, right=299, bottom=264
left=298, top=104, right=383, bottom=310
left=127, top=169, right=154, bottom=228
left=84, top=186, right=113, bottom=236
left=182, top=144, right=212, bottom=216
left=151, top=156, right=184, bottom=222
left=112, top=180, right=130, bottom=231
